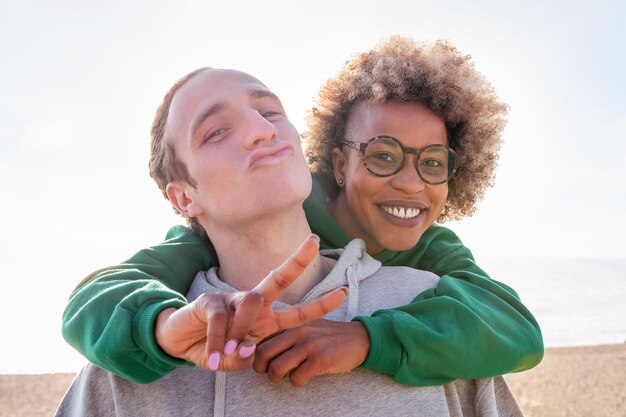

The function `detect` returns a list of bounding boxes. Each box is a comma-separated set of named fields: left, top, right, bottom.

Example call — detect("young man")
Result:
left=55, top=68, right=523, bottom=416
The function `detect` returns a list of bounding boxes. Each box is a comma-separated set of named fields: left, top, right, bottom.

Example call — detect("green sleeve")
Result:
left=354, top=226, right=544, bottom=386
left=61, top=225, right=216, bottom=384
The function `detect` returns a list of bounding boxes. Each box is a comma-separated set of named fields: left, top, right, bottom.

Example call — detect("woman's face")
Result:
left=331, top=101, right=449, bottom=254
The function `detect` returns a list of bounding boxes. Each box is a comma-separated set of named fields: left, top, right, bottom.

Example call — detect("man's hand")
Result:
left=253, top=319, right=370, bottom=387
left=155, top=235, right=348, bottom=372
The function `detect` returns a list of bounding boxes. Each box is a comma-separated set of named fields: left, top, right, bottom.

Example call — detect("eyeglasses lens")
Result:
left=362, top=137, right=402, bottom=176
left=363, top=137, right=454, bottom=184
left=418, top=146, right=451, bottom=184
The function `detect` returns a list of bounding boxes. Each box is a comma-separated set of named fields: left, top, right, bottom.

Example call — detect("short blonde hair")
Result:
left=305, top=36, right=508, bottom=221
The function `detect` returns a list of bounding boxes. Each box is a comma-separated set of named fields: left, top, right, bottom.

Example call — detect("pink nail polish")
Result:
left=239, top=344, right=256, bottom=358
left=208, top=352, right=220, bottom=370
left=224, top=340, right=238, bottom=356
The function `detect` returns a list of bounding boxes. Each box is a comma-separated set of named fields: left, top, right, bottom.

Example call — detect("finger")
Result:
left=238, top=341, right=257, bottom=359
left=225, top=292, right=263, bottom=355
left=197, top=294, right=229, bottom=371
left=253, top=329, right=301, bottom=374
left=289, top=359, right=320, bottom=387
left=273, top=287, right=347, bottom=330
left=266, top=346, right=307, bottom=384
left=253, top=235, right=319, bottom=302
left=220, top=344, right=255, bottom=372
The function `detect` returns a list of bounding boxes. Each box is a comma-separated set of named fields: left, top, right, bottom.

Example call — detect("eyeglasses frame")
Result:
left=341, top=136, right=459, bottom=185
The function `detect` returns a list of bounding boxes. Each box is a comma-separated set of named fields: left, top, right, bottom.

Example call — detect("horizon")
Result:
left=2, top=254, right=625, bottom=375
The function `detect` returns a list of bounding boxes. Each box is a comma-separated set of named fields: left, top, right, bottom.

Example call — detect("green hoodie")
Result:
left=62, top=179, right=543, bottom=385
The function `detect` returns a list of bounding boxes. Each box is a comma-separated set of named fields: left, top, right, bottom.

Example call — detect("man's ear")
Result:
left=331, top=147, right=347, bottom=186
left=166, top=182, right=204, bottom=218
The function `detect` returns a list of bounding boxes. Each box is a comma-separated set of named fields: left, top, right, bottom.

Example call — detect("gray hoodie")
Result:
left=55, top=239, right=524, bottom=417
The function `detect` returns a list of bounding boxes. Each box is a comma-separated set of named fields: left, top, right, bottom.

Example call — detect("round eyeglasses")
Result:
left=342, top=136, right=458, bottom=185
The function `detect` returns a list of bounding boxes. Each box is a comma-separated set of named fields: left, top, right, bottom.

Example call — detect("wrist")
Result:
left=133, top=299, right=190, bottom=373
left=353, top=315, right=402, bottom=376
left=349, top=321, right=371, bottom=367
left=155, top=307, right=179, bottom=356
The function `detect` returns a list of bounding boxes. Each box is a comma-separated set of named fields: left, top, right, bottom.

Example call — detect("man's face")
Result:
left=166, top=69, right=312, bottom=230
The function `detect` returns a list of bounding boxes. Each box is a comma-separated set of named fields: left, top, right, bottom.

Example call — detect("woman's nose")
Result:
left=390, top=156, right=426, bottom=194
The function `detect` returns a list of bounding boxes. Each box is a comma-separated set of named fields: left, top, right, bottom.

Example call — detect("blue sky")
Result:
left=1, top=0, right=624, bottom=373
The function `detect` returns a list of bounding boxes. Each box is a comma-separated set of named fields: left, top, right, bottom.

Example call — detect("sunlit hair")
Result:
left=149, top=67, right=212, bottom=238
left=305, top=36, right=508, bottom=222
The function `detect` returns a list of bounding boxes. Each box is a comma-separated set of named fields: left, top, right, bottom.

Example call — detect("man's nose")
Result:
left=390, top=155, right=426, bottom=194
left=242, top=109, right=277, bottom=148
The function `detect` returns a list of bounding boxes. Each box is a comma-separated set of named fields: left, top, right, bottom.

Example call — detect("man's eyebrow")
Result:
left=249, top=89, right=279, bottom=101
left=190, top=90, right=279, bottom=138
left=191, top=101, right=226, bottom=137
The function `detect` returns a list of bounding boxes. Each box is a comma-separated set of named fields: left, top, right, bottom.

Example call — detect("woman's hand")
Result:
left=155, top=235, right=348, bottom=372
left=253, top=319, right=370, bottom=386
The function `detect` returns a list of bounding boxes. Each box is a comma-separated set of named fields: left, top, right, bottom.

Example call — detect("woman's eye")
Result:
left=421, top=159, right=442, bottom=167
left=373, top=152, right=395, bottom=162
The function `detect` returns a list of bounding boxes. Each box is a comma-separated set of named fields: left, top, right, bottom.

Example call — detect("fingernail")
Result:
left=224, top=339, right=238, bottom=356
left=208, top=352, right=220, bottom=371
left=239, top=344, right=256, bottom=358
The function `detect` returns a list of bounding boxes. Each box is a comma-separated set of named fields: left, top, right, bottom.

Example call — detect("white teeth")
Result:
left=381, top=205, right=421, bottom=219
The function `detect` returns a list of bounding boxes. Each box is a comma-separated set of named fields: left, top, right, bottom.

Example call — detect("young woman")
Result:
left=62, top=36, right=543, bottom=385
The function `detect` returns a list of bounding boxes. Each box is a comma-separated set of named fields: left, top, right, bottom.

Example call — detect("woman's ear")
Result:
left=331, top=147, right=347, bottom=187
left=166, top=182, right=204, bottom=218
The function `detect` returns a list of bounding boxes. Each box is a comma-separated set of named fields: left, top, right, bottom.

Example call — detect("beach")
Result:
left=506, top=344, right=625, bottom=417
left=2, top=344, right=624, bottom=417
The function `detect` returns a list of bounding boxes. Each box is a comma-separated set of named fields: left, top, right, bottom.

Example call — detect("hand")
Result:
left=155, top=235, right=348, bottom=372
left=253, top=319, right=370, bottom=387
left=155, top=292, right=262, bottom=372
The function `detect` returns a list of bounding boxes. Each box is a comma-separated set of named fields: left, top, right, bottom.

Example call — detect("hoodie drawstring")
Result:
left=345, top=264, right=360, bottom=321
left=213, top=371, right=226, bottom=417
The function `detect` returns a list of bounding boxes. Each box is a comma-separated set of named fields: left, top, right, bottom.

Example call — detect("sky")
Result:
left=1, top=0, right=625, bottom=374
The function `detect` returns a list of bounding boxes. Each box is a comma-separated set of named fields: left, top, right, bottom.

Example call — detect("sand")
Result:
left=0, top=372, right=75, bottom=417
left=506, top=344, right=626, bottom=417
left=1, top=344, right=624, bottom=417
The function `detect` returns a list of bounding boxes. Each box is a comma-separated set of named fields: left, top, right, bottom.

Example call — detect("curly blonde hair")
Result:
left=305, top=36, right=508, bottom=222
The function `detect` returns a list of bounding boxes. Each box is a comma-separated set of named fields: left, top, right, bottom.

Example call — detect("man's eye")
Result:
left=261, top=110, right=281, bottom=118
left=204, top=129, right=225, bottom=143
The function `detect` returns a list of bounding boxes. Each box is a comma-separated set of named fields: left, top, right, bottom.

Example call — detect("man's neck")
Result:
left=203, top=206, right=328, bottom=304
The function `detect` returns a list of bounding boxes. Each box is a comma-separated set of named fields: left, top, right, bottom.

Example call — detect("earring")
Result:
left=337, top=179, right=344, bottom=186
